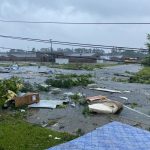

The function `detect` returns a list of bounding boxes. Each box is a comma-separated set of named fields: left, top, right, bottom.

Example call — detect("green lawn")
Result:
left=0, top=113, right=76, bottom=150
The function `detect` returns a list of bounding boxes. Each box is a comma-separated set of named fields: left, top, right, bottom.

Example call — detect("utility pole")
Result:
left=49, top=39, right=54, bottom=64
left=50, top=39, right=53, bottom=52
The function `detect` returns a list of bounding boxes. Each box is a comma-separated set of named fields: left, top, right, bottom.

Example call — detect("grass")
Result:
left=129, top=67, right=150, bottom=84
left=0, top=113, right=76, bottom=150
left=48, top=63, right=117, bottom=71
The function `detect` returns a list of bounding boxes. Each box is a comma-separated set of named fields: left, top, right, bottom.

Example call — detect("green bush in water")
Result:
left=129, top=67, right=150, bottom=84
left=141, top=56, right=150, bottom=66
left=0, top=77, right=23, bottom=106
left=45, top=74, right=94, bottom=88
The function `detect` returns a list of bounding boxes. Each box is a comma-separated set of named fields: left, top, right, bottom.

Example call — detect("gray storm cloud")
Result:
left=0, top=0, right=150, bottom=50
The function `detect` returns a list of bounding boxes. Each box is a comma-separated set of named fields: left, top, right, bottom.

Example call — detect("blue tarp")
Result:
left=48, top=121, right=150, bottom=150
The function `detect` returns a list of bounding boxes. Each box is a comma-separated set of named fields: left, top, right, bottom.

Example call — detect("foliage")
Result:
left=56, top=104, right=67, bottom=109
left=141, top=56, right=150, bottom=66
left=142, top=34, right=150, bottom=66
left=70, top=93, right=82, bottom=103
left=45, top=74, right=94, bottom=88
left=146, top=34, right=150, bottom=54
left=0, top=77, right=23, bottom=106
left=0, top=113, right=76, bottom=150
left=82, top=105, right=90, bottom=117
left=49, top=63, right=116, bottom=71
left=112, top=77, right=128, bottom=82
left=130, top=102, right=138, bottom=109
left=129, top=67, right=150, bottom=84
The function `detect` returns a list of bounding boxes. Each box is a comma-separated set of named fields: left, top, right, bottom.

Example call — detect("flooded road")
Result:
left=26, top=64, right=150, bottom=134
left=1, top=63, right=150, bottom=133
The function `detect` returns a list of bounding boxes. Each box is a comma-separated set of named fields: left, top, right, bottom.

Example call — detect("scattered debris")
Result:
left=89, top=100, right=123, bottom=114
left=40, top=84, right=50, bottom=88
left=14, top=93, right=39, bottom=107
left=86, top=95, right=107, bottom=103
left=86, top=95, right=123, bottom=114
left=10, top=64, right=19, bottom=70
left=51, top=88, right=62, bottom=94
left=42, top=123, right=48, bottom=127
left=28, top=100, right=69, bottom=109
left=63, top=92, right=74, bottom=97
left=49, top=135, right=52, bottom=138
left=70, top=102, right=76, bottom=107
left=123, top=90, right=131, bottom=93
left=120, top=96, right=128, bottom=100
left=90, top=88, right=121, bottom=93
left=54, top=137, right=61, bottom=140
left=20, top=109, right=26, bottom=112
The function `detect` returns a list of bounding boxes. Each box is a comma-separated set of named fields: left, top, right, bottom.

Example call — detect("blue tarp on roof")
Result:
left=48, top=122, right=150, bottom=150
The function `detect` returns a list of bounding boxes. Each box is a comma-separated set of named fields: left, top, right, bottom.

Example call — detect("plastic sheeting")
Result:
left=28, top=100, right=68, bottom=109
left=48, top=121, right=150, bottom=150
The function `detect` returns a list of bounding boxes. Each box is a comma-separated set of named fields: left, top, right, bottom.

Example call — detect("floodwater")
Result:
left=0, top=64, right=150, bottom=134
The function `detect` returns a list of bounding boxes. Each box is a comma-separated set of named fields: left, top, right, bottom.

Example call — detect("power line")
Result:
left=0, top=34, right=148, bottom=52
left=1, top=19, right=150, bottom=25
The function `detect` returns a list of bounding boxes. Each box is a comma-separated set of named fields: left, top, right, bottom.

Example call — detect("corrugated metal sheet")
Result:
left=48, top=121, right=150, bottom=150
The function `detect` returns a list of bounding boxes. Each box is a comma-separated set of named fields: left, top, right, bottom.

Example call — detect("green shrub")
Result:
left=141, top=56, right=150, bottom=66
left=129, top=67, right=150, bottom=84
left=0, top=77, right=23, bottom=106
left=45, top=74, right=94, bottom=88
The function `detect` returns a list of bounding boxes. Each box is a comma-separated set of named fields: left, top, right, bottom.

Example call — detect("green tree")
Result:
left=146, top=34, right=150, bottom=54
left=142, top=34, right=150, bottom=66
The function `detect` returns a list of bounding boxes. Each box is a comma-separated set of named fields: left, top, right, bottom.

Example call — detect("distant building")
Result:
left=36, top=51, right=64, bottom=62
left=65, top=53, right=100, bottom=63
left=0, top=52, right=9, bottom=61
left=9, top=52, right=37, bottom=61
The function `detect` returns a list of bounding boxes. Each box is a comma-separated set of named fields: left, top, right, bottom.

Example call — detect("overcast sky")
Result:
left=0, top=0, right=150, bottom=51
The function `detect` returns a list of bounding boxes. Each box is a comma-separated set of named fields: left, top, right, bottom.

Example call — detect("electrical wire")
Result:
left=1, top=19, right=150, bottom=25
left=0, top=34, right=148, bottom=52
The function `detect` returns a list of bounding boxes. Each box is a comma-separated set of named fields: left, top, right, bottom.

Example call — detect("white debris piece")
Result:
left=54, top=137, right=61, bottom=140
left=42, top=124, right=48, bottom=127
left=20, top=109, right=26, bottom=112
left=90, top=88, right=121, bottom=93
left=49, top=135, right=52, bottom=138
left=88, top=101, right=123, bottom=114
left=28, top=100, right=69, bottom=109
left=51, top=88, right=62, bottom=94
left=120, top=96, right=128, bottom=100
left=63, top=92, right=74, bottom=97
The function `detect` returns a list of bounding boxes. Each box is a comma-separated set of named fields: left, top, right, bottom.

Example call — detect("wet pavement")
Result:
left=0, top=63, right=150, bottom=134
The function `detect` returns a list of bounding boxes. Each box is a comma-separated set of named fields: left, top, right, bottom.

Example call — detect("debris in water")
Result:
left=120, top=96, right=128, bottom=100
left=90, top=88, right=121, bottom=93
left=28, top=100, right=69, bottom=109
